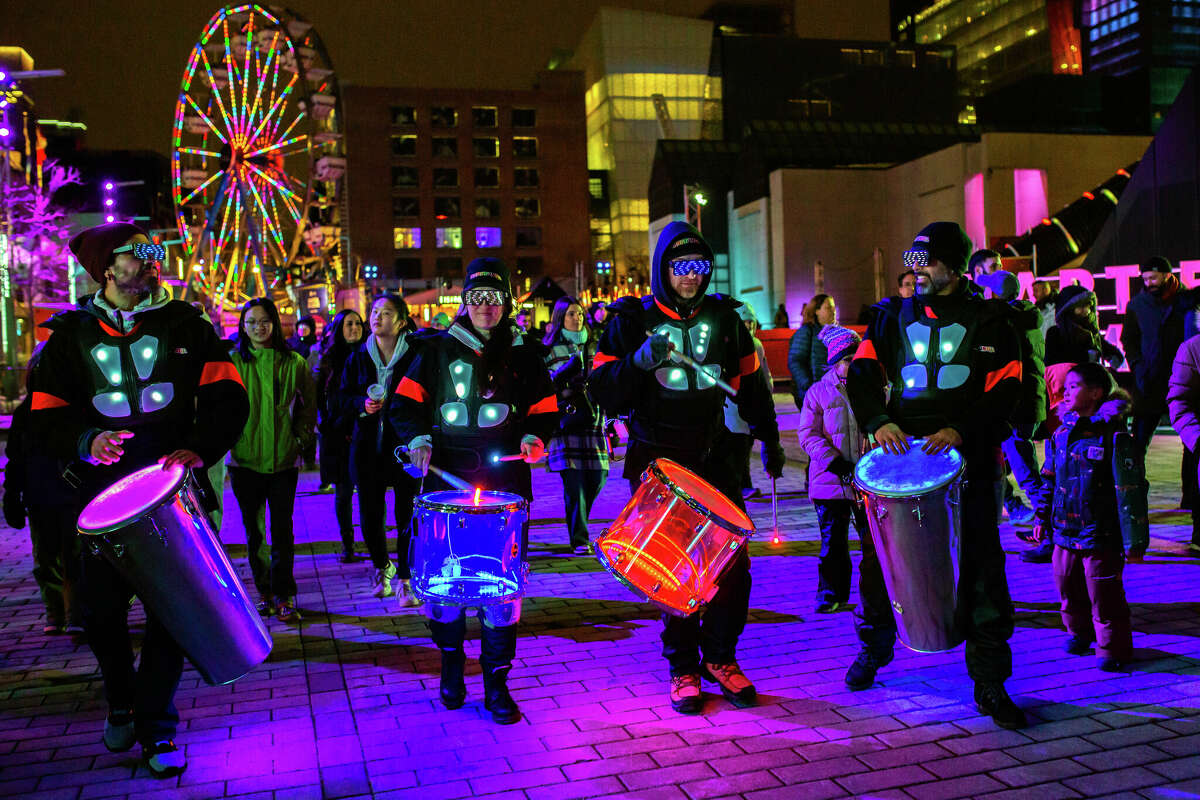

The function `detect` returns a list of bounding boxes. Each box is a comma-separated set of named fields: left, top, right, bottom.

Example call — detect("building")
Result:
left=567, top=7, right=718, bottom=283
left=896, top=0, right=1084, bottom=115
left=341, top=70, right=590, bottom=292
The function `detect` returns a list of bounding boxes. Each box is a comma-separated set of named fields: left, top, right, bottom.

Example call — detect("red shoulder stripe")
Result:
left=528, top=394, right=559, bottom=415
left=199, top=361, right=244, bottom=387
left=396, top=376, right=429, bottom=404
left=31, top=391, right=69, bottom=411
left=984, top=360, right=1022, bottom=393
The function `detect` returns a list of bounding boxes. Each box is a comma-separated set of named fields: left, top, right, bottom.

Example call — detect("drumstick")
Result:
left=394, top=446, right=474, bottom=491
left=771, top=477, right=780, bottom=545
left=494, top=453, right=526, bottom=462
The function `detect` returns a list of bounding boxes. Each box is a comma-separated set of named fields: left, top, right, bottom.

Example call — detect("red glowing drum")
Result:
left=594, top=458, right=754, bottom=616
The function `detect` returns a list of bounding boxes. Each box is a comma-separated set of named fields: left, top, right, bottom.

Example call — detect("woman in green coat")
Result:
left=229, top=297, right=317, bottom=623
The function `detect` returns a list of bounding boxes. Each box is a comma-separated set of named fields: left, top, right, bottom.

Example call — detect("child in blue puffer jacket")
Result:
left=1033, top=362, right=1148, bottom=672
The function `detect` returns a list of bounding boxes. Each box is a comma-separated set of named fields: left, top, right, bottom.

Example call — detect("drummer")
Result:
left=588, top=221, right=784, bottom=714
left=846, top=221, right=1027, bottom=729
left=390, top=257, right=557, bottom=725
left=31, top=223, right=250, bottom=777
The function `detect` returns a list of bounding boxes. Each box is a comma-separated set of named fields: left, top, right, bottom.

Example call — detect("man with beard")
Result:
left=846, top=221, right=1027, bottom=729
left=1121, top=257, right=1200, bottom=507
left=32, top=223, right=249, bottom=778
left=589, top=221, right=784, bottom=714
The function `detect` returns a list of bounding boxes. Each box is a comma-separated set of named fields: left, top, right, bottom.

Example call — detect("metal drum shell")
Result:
left=410, top=490, right=529, bottom=607
left=78, top=477, right=273, bottom=686
left=854, top=444, right=966, bottom=653
left=594, top=458, right=753, bottom=617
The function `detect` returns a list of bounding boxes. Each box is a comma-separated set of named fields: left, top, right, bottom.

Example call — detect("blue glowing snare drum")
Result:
left=410, top=489, right=529, bottom=606
left=853, top=439, right=966, bottom=653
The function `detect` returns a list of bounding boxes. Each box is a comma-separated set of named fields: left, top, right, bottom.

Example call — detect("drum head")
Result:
left=651, top=459, right=754, bottom=536
left=854, top=439, right=964, bottom=498
left=415, top=489, right=526, bottom=513
left=78, top=463, right=188, bottom=535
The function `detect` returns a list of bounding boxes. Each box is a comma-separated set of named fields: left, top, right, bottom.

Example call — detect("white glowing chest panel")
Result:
left=651, top=321, right=719, bottom=392
left=89, top=335, right=174, bottom=419
left=900, top=320, right=971, bottom=392
left=440, top=358, right=511, bottom=428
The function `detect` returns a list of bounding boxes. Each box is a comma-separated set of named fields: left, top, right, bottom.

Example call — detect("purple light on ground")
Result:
left=77, top=463, right=186, bottom=532
left=963, top=172, right=986, bottom=249
left=1014, top=168, right=1049, bottom=236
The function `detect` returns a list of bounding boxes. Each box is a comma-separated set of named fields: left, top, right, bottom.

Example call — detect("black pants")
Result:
left=559, top=468, right=607, bottom=548
left=854, top=441, right=1015, bottom=684
left=626, top=445, right=753, bottom=676
left=813, top=498, right=864, bottom=605
left=28, top=503, right=82, bottom=624
left=358, top=466, right=418, bottom=576
left=334, top=481, right=356, bottom=553
left=229, top=466, right=299, bottom=599
left=1132, top=411, right=1160, bottom=455
left=81, top=550, right=184, bottom=744
left=429, top=611, right=518, bottom=678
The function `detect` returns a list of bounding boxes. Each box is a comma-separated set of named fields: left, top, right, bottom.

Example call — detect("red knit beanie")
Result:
left=68, top=222, right=146, bottom=284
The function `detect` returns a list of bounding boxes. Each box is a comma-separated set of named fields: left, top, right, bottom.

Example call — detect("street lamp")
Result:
left=683, top=184, right=708, bottom=233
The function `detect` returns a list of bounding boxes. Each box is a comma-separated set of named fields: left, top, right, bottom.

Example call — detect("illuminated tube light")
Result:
left=1049, top=217, right=1080, bottom=255
left=1100, top=188, right=1119, bottom=204
left=1116, top=168, right=1131, bottom=178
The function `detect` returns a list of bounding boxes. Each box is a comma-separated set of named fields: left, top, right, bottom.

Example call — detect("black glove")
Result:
left=632, top=333, right=672, bottom=371
left=761, top=440, right=786, bottom=478
left=4, top=491, right=26, bottom=530
left=551, top=355, right=583, bottom=387
left=829, top=456, right=854, bottom=482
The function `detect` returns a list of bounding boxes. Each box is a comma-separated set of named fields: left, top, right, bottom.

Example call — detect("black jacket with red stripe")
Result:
left=389, top=320, right=558, bottom=478
left=31, top=295, right=249, bottom=494
left=847, top=280, right=1022, bottom=444
left=590, top=292, right=779, bottom=471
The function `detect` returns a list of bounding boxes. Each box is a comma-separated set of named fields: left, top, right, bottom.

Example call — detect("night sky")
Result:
left=2, top=0, right=887, bottom=156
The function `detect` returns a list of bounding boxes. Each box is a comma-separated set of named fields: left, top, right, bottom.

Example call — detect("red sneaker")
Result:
left=702, top=661, right=757, bottom=707
left=669, top=673, right=702, bottom=714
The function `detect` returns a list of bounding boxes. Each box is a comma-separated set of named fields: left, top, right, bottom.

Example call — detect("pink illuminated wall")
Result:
left=963, top=173, right=986, bottom=249
left=1013, top=169, right=1049, bottom=236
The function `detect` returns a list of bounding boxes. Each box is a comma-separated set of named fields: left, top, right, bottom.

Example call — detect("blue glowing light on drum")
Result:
left=78, top=463, right=187, bottom=532
left=854, top=440, right=964, bottom=498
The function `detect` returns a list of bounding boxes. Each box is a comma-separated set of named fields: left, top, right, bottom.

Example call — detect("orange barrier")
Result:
left=757, top=325, right=867, bottom=385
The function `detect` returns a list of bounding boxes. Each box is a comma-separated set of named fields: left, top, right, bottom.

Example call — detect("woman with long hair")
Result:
left=229, top=297, right=317, bottom=623
left=542, top=296, right=608, bottom=555
left=314, top=308, right=365, bottom=561
left=336, top=293, right=422, bottom=602
left=786, top=293, right=837, bottom=407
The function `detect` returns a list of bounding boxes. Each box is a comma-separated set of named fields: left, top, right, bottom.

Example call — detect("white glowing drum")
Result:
left=594, top=459, right=755, bottom=617
left=77, top=464, right=272, bottom=685
left=853, top=439, right=966, bottom=653
left=410, top=490, right=529, bottom=606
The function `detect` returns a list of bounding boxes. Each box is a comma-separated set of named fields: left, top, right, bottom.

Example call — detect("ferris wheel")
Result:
left=171, top=4, right=346, bottom=309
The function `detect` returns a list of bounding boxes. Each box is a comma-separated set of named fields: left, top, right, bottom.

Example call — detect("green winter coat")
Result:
left=230, top=347, right=317, bottom=474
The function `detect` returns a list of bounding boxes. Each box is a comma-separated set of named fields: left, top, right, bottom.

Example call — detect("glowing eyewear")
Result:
left=670, top=258, right=713, bottom=277
left=901, top=249, right=930, bottom=268
left=112, top=242, right=166, bottom=262
left=463, top=289, right=507, bottom=306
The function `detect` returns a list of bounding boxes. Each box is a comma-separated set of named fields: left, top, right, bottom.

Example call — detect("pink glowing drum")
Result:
left=594, top=459, right=755, bottom=616
left=77, top=464, right=272, bottom=685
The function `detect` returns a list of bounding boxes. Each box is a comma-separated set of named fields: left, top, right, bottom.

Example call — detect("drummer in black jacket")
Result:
left=390, top=257, right=558, bottom=725
left=846, top=221, right=1027, bottom=729
left=588, top=221, right=784, bottom=715
left=30, top=223, right=249, bottom=778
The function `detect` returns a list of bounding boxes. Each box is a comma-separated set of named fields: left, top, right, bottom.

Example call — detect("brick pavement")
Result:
left=1, top=395, right=1199, bottom=799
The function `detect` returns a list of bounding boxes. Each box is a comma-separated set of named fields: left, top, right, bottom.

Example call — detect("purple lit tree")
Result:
left=7, top=160, right=82, bottom=305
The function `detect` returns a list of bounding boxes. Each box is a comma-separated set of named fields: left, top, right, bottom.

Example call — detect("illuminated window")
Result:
left=434, top=197, right=460, bottom=219
left=472, top=106, right=498, bottom=127
left=391, top=134, right=417, bottom=157
left=433, top=137, right=457, bottom=158
left=896, top=49, right=916, bottom=68
left=393, top=227, right=421, bottom=249
left=515, top=226, right=541, bottom=248
left=515, top=197, right=540, bottom=219
left=474, top=198, right=500, bottom=218
left=514, top=167, right=539, bottom=188
left=588, top=176, right=605, bottom=199
left=513, top=137, right=539, bottom=158
left=474, top=167, right=500, bottom=187
left=473, top=137, right=500, bottom=158
left=392, top=197, right=419, bottom=218
left=391, top=167, right=418, bottom=189
left=475, top=227, right=501, bottom=248
left=431, top=106, right=457, bottom=127
left=436, top=227, right=463, bottom=249
left=433, top=168, right=458, bottom=188
left=390, top=106, right=416, bottom=125
left=512, top=108, right=536, bottom=127
left=394, top=257, right=421, bottom=278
